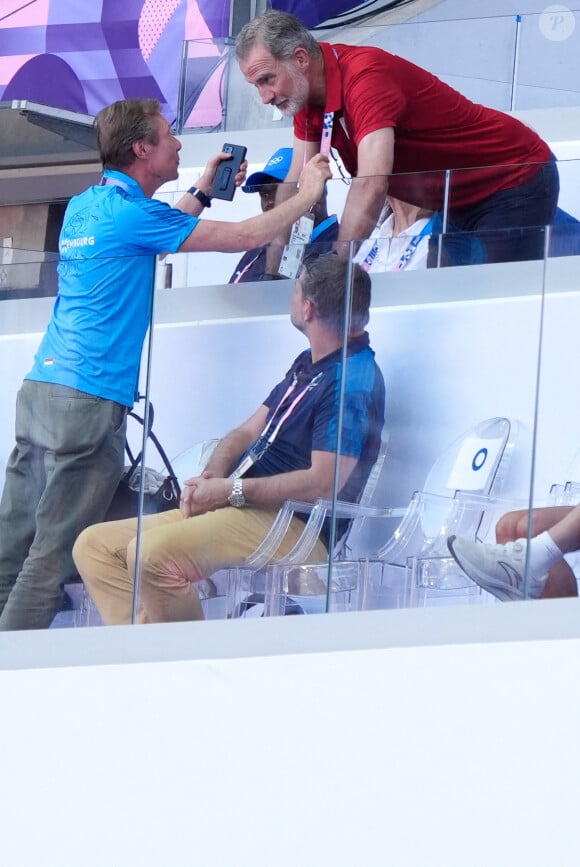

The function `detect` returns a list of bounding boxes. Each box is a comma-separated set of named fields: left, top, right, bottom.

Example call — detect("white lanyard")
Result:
left=360, top=217, right=435, bottom=273
left=101, top=176, right=130, bottom=193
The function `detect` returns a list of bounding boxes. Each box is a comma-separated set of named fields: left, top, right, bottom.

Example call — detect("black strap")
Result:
left=124, top=406, right=181, bottom=494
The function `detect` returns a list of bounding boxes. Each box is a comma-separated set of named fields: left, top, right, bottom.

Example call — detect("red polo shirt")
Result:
left=294, top=43, right=551, bottom=209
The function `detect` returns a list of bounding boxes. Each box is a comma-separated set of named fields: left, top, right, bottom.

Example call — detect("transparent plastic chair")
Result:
left=228, top=418, right=516, bottom=614
left=547, top=452, right=580, bottom=589
left=223, top=438, right=391, bottom=619
left=251, top=418, right=515, bottom=613
left=368, top=417, right=515, bottom=608
left=548, top=445, right=580, bottom=507
left=170, top=439, right=219, bottom=489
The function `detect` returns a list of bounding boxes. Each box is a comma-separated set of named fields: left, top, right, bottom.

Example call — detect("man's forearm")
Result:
left=174, top=177, right=213, bottom=217
left=242, top=468, right=334, bottom=509
left=204, top=430, right=254, bottom=478
left=337, top=176, right=390, bottom=246
left=183, top=467, right=330, bottom=518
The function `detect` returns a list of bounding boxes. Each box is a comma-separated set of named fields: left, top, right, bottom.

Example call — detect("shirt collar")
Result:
left=311, top=215, right=338, bottom=242
left=320, top=43, right=343, bottom=115
left=309, top=331, right=372, bottom=371
left=102, top=168, right=145, bottom=198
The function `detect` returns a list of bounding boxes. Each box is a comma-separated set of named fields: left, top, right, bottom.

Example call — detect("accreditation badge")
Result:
left=278, top=213, right=315, bottom=279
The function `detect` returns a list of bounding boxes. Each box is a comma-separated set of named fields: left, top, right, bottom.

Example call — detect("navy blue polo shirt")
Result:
left=245, top=332, right=385, bottom=534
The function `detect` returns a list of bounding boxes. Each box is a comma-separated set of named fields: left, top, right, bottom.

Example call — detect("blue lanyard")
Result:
left=395, top=216, right=435, bottom=271
left=362, top=216, right=435, bottom=272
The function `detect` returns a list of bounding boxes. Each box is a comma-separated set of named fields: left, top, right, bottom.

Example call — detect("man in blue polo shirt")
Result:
left=73, top=255, right=385, bottom=625
left=229, top=146, right=339, bottom=282
left=0, top=97, right=330, bottom=631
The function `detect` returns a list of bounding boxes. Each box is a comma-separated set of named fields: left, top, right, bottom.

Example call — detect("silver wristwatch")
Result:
left=228, top=477, right=245, bottom=508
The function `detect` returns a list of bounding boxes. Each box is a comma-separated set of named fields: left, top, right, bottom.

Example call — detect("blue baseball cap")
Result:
left=243, top=147, right=292, bottom=192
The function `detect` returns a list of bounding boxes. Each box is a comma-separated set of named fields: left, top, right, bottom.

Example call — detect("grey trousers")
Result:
left=0, top=380, right=127, bottom=631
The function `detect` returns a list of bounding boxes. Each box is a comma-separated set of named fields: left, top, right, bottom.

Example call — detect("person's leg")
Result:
left=539, top=561, right=578, bottom=598
left=495, top=506, right=574, bottom=543
left=0, top=383, right=126, bottom=631
left=132, top=506, right=328, bottom=623
left=73, top=511, right=182, bottom=625
left=0, top=386, right=47, bottom=615
left=494, top=505, right=579, bottom=598
left=448, top=504, right=580, bottom=601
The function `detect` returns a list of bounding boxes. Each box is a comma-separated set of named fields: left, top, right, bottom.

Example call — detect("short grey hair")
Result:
left=236, top=9, right=320, bottom=62
left=298, top=255, right=371, bottom=336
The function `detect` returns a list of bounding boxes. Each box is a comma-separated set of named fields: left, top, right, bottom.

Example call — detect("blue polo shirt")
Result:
left=246, top=333, right=386, bottom=539
left=26, top=169, right=198, bottom=406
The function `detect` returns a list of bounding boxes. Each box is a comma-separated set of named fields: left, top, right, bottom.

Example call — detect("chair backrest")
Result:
left=359, top=434, right=390, bottom=507
left=377, top=417, right=514, bottom=562
left=423, top=417, right=512, bottom=497
left=170, top=439, right=219, bottom=488
left=549, top=443, right=580, bottom=505
left=333, top=434, right=389, bottom=560
left=420, top=416, right=512, bottom=540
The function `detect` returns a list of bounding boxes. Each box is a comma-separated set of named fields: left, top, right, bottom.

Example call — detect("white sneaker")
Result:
left=447, top=536, right=545, bottom=601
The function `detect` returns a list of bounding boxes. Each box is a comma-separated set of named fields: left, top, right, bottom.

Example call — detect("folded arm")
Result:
left=181, top=448, right=357, bottom=518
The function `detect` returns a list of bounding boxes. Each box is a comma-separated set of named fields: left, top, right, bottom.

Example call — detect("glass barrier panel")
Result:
left=156, top=158, right=579, bottom=297
left=352, top=16, right=518, bottom=111
left=4, top=166, right=580, bottom=631
left=525, top=231, right=580, bottom=601
left=337, top=225, right=547, bottom=611
left=133, top=236, right=343, bottom=623
left=0, top=246, right=59, bottom=299
left=131, top=221, right=548, bottom=622
left=176, top=37, right=232, bottom=133
left=177, top=39, right=294, bottom=135
left=178, top=13, right=580, bottom=136
left=0, top=247, right=159, bottom=630
left=515, top=10, right=580, bottom=110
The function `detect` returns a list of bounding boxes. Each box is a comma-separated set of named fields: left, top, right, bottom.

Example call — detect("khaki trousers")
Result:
left=73, top=506, right=328, bottom=625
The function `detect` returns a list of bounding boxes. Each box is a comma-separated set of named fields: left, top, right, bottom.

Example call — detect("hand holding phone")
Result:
left=210, top=143, right=247, bottom=201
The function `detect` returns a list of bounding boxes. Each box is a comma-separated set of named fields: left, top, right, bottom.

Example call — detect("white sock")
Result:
left=526, top=530, right=564, bottom=584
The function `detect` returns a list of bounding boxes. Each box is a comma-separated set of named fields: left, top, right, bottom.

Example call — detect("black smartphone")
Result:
left=210, top=143, right=247, bottom=201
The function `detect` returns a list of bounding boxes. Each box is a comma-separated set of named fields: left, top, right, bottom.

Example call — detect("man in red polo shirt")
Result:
left=236, top=9, right=559, bottom=266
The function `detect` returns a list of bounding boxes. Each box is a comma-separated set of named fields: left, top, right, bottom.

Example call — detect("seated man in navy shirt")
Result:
left=74, top=254, right=385, bottom=624
left=229, top=147, right=339, bottom=282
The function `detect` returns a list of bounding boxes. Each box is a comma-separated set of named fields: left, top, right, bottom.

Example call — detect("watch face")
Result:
left=228, top=480, right=245, bottom=507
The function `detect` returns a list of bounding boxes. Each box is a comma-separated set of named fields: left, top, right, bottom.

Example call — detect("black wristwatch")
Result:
left=188, top=186, right=212, bottom=209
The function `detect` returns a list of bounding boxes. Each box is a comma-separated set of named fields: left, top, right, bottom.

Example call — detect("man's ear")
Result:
left=303, top=296, right=315, bottom=322
left=132, top=139, right=150, bottom=160
left=293, top=47, right=310, bottom=71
